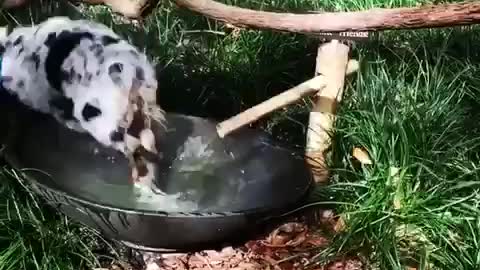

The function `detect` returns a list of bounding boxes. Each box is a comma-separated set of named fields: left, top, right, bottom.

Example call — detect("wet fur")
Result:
left=0, top=17, right=165, bottom=190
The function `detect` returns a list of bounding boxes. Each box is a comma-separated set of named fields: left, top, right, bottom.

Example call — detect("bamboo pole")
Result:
left=305, top=40, right=351, bottom=184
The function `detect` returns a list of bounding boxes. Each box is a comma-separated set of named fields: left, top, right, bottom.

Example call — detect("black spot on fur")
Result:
left=129, top=50, right=139, bottom=58
left=81, top=103, right=102, bottom=121
left=4, top=41, right=12, bottom=48
left=60, top=69, right=73, bottom=85
left=70, top=67, right=76, bottom=78
left=108, top=63, right=124, bottom=86
left=76, top=73, right=82, bottom=82
left=85, top=72, right=93, bottom=82
left=16, top=80, right=25, bottom=89
left=96, top=70, right=100, bottom=76
left=13, top=36, right=23, bottom=46
left=0, top=44, right=5, bottom=55
left=28, top=52, right=41, bottom=70
left=127, top=111, right=145, bottom=139
left=44, top=32, right=57, bottom=47
left=45, top=31, right=94, bottom=92
left=50, top=96, right=75, bottom=121
left=135, top=66, right=145, bottom=81
left=101, top=35, right=119, bottom=46
left=108, top=63, right=123, bottom=74
left=94, top=48, right=103, bottom=57
left=61, top=67, right=77, bottom=85
left=99, top=56, right=105, bottom=65
left=89, top=43, right=103, bottom=57
left=109, top=128, right=125, bottom=142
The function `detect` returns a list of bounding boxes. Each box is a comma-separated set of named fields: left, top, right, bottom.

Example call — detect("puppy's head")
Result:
left=74, top=74, right=165, bottom=157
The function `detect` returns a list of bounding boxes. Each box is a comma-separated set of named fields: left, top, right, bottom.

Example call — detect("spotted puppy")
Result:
left=0, top=17, right=165, bottom=191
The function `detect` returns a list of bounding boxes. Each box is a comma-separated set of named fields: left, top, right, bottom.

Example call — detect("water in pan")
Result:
left=63, top=135, right=247, bottom=212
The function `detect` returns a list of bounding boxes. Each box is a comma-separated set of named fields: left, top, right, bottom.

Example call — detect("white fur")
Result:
left=1, top=17, right=162, bottom=149
left=0, top=17, right=165, bottom=189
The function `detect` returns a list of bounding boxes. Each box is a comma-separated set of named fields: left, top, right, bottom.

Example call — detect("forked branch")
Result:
left=175, top=0, right=480, bottom=34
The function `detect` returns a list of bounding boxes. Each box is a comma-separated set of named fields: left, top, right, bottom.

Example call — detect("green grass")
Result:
left=313, top=30, right=480, bottom=269
left=2, top=0, right=480, bottom=269
left=0, top=169, right=111, bottom=269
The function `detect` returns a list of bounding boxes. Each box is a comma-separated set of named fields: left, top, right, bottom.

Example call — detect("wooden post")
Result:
left=305, top=40, right=350, bottom=184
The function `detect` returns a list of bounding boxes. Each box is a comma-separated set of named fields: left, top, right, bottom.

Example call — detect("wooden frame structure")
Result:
left=171, top=0, right=480, bottom=183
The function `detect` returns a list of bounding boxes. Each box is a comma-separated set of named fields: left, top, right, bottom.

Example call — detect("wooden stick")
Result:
left=305, top=40, right=350, bottom=184
left=216, top=76, right=326, bottom=138
left=175, top=0, right=480, bottom=34
left=215, top=61, right=358, bottom=138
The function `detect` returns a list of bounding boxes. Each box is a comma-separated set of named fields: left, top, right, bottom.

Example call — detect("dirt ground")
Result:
left=101, top=210, right=364, bottom=270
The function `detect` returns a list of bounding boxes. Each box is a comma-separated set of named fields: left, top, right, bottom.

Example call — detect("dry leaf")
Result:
left=305, top=233, right=329, bottom=247
left=134, top=219, right=335, bottom=270
left=325, top=258, right=363, bottom=270
left=224, top=23, right=243, bottom=38
left=263, top=222, right=307, bottom=248
left=334, top=216, right=346, bottom=233
left=352, top=147, right=372, bottom=165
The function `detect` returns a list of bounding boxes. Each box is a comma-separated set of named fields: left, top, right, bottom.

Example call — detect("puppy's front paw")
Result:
left=139, top=128, right=157, bottom=153
left=150, top=184, right=167, bottom=195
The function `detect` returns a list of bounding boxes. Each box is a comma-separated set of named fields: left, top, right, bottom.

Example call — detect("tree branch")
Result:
left=175, top=0, right=480, bottom=34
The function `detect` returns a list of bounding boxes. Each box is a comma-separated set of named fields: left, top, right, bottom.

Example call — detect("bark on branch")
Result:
left=175, top=0, right=480, bottom=34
